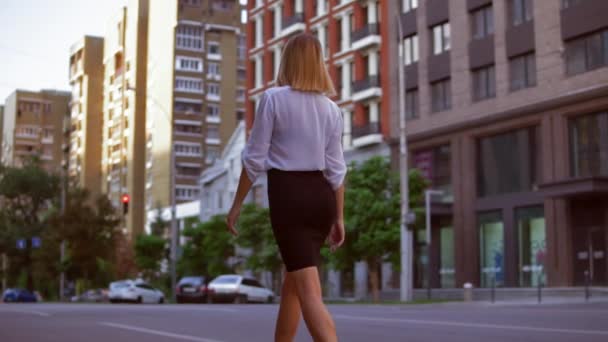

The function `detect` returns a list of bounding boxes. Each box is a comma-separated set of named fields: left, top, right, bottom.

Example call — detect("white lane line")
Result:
left=99, top=322, right=225, bottom=342
left=334, top=314, right=608, bottom=336
left=0, top=309, right=51, bottom=317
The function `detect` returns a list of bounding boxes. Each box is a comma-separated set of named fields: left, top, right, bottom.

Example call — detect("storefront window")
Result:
left=516, top=206, right=546, bottom=287
left=440, top=226, right=455, bottom=288
left=414, top=228, right=428, bottom=289
left=477, top=127, right=540, bottom=197
left=413, top=144, right=452, bottom=202
left=570, top=111, right=608, bottom=177
left=479, top=211, right=504, bottom=287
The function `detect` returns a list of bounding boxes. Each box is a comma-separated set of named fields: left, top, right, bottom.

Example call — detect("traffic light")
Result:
left=121, top=194, right=130, bottom=215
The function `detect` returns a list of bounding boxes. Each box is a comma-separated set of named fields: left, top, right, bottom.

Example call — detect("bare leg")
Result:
left=275, top=273, right=302, bottom=342
left=290, top=266, right=337, bottom=342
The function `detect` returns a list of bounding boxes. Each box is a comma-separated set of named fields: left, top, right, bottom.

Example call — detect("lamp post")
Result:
left=397, top=14, right=414, bottom=302
left=425, top=189, right=444, bottom=299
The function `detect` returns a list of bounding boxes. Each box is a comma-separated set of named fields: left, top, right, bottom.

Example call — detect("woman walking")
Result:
left=226, top=33, right=347, bottom=342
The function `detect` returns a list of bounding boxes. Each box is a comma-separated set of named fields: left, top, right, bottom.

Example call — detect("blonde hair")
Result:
left=277, top=34, right=336, bottom=96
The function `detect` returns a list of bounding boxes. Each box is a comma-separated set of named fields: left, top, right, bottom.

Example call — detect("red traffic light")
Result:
left=121, top=194, right=130, bottom=204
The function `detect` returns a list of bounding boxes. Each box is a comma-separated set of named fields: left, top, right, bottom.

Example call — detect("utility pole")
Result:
left=397, top=15, right=413, bottom=302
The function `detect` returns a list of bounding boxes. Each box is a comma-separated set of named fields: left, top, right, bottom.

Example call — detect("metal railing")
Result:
left=282, top=13, right=304, bottom=30
left=352, top=75, right=381, bottom=93
left=351, top=121, right=381, bottom=138
left=352, top=24, right=379, bottom=43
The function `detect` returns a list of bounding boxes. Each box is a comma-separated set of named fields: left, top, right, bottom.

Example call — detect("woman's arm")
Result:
left=226, top=169, right=253, bottom=236
left=329, top=183, right=345, bottom=251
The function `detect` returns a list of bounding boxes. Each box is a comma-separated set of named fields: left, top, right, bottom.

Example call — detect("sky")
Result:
left=0, top=0, right=128, bottom=101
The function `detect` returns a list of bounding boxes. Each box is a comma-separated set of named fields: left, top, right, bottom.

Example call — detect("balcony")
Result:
left=351, top=75, right=382, bottom=102
left=351, top=24, right=381, bottom=51
left=351, top=122, right=383, bottom=148
left=281, top=13, right=305, bottom=37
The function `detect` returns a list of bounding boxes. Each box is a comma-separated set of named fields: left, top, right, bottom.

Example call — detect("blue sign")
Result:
left=16, top=239, right=26, bottom=250
left=32, top=237, right=41, bottom=249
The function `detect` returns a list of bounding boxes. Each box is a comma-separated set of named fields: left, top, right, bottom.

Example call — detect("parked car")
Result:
left=176, top=276, right=211, bottom=304
left=108, top=280, right=165, bottom=304
left=71, top=288, right=109, bottom=303
left=2, top=288, right=38, bottom=303
left=208, top=275, right=275, bottom=304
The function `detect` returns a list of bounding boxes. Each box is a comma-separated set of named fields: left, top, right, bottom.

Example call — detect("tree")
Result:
left=149, top=203, right=168, bottom=237
left=179, top=215, right=234, bottom=278
left=134, top=234, right=166, bottom=279
left=0, top=158, right=60, bottom=291
left=324, top=156, right=427, bottom=302
left=236, top=204, right=282, bottom=291
left=54, top=187, right=121, bottom=288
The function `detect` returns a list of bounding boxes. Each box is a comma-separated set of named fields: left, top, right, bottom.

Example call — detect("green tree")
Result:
left=55, top=187, right=121, bottom=288
left=134, top=234, right=166, bottom=279
left=0, top=158, right=60, bottom=291
left=324, top=156, right=427, bottom=302
left=149, top=203, right=167, bottom=237
left=179, top=215, right=234, bottom=278
left=236, top=204, right=282, bottom=291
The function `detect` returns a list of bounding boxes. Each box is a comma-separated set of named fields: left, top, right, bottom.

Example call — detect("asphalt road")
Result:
left=1, top=301, right=608, bottom=342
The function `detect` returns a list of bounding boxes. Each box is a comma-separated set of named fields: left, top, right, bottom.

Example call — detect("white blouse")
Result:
left=241, top=86, right=347, bottom=190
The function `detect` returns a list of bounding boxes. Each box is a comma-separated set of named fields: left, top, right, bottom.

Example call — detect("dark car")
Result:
left=2, top=288, right=38, bottom=303
left=176, top=276, right=211, bottom=303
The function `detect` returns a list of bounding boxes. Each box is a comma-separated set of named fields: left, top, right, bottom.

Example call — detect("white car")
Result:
left=109, top=280, right=165, bottom=304
left=208, top=275, right=275, bottom=304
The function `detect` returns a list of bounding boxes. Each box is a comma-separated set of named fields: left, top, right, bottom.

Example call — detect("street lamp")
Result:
left=397, top=14, right=414, bottom=302
left=424, top=189, right=444, bottom=299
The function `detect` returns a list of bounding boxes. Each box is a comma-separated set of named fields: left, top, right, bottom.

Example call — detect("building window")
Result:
left=176, top=25, right=203, bottom=51
left=413, top=144, right=452, bottom=201
left=207, top=104, right=220, bottom=118
left=174, top=101, right=202, bottom=114
left=237, top=35, right=246, bottom=60
left=431, top=78, right=451, bottom=113
left=236, top=89, right=245, bottom=101
left=471, top=5, right=494, bottom=40
left=180, top=0, right=201, bottom=6
left=207, top=62, right=220, bottom=76
left=479, top=211, right=505, bottom=288
left=175, top=56, right=203, bottom=72
left=207, top=41, right=220, bottom=55
left=509, top=53, right=536, bottom=91
left=508, top=0, right=533, bottom=27
left=207, top=125, right=220, bottom=140
left=477, top=127, right=540, bottom=197
left=565, top=29, right=608, bottom=76
left=206, top=147, right=220, bottom=164
left=405, top=88, right=419, bottom=120
left=403, top=0, right=418, bottom=13
left=175, top=77, right=203, bottom=93
left=516, top=206, right=546, bottom=287
left=431, top=22, right=450, bottom=55
left=175, top=142, right=202, bottom=157
left=403, top=34, right=419, bottom=65
left=237, top=69, right=246, bottom=81
left=212, top=0, right=234, bottom=11
left=569, top=111, right=608, bottom=177
left=207, top=83, right=220, bottom=96
left=175, top=124, right=202, bottom=135
left=472, top=65, right=496, bottom=101
left=562, top=0, right=584, bottom=9
left=176, top=187, right=200, bottom=200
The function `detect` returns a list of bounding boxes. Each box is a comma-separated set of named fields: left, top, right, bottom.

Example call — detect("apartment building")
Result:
left=397, top=0, right=608, bottom=289
left=146, top=0, right=245, bottom=211
left=246, top=0, right=397, bottom=165
left=100, top=0, right=149, bottom=238
left=68, top=36, right=105, bottom=200
left=2, top=89, right=71, bottom=173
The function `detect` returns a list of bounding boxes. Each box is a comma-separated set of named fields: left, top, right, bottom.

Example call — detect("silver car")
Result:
left=208, top=275, right=275, bottom=304
left=108, top=280, right=165, bottom=304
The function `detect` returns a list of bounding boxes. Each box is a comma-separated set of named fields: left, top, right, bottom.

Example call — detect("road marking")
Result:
left=334, top=314, right=608, bottom=336
left=99, top=322, right=225, bottom=342
left=0, top=309, right=50, bottom=317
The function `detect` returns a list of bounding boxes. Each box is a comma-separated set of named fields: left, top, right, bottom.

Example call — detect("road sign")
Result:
left=16, top=239, right=26, bottom=250
left=32, top=237, right=41, bottom=249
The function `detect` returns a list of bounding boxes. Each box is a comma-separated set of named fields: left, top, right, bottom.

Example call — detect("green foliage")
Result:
left=179, top=215, right=234, bottom=278
left=324, top=156, right=428, bottom=271
left=134, top=234, right=166, bottom=279
left=149, top=203, right=167, bottom=237
left=236, top=204, right=281, bottom=275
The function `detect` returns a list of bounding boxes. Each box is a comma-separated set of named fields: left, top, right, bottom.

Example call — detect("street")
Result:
left=1, top=302, right=608, bottom=341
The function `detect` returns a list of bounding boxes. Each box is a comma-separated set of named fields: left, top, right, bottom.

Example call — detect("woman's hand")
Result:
left=328, top=220, right=345, bottom=252
left=226, top=205, right=240, bottom=236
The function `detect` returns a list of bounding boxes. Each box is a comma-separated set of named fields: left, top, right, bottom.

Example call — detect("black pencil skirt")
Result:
left=267, top=169, right=337, bottom=272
